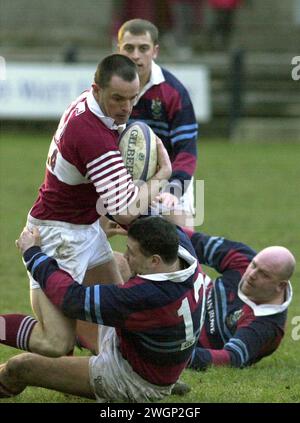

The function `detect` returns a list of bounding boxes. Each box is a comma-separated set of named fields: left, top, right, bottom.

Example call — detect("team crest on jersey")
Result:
left=226, top=309, right=243, bottom=328
left=151, top=98, right=162, bottom=120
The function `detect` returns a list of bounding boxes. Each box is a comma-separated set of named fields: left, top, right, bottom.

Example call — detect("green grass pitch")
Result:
left=0, top=132, right=299, bottom=403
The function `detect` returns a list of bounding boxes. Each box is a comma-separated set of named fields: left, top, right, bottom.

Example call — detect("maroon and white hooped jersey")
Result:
left=30, top=90, right=138, bottom=225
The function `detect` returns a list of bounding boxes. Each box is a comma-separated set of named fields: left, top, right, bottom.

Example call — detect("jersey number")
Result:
left=177, top=274, right=203, bottom=350
left=47, top=148, right=58, bottom=172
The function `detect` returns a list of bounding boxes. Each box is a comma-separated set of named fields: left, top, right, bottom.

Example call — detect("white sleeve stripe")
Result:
left=114, top=189, right=139, bottom=214
left=92, top=171, right=130, bottom=192
left=93, top=170, right=129, bottom=188
left=97, top=180, right=135, bottom=200
left=105, top=185, right=136, bottom=207
left=92, top=167, right=128, bottom=185
left=106, top=186, right=139, bottom=214
left=90, top=155, right=123, bottom=172
left=94, top=172, right=130, bottom=190
left=86, top=156, right=123, bottom=177
left=87, top=158, right=124, bottom=179
left=89, top=162, right=125, bottom=180
left=100, top=180, right=134, bottom=199
left=86, top=150, right=121, bottom=169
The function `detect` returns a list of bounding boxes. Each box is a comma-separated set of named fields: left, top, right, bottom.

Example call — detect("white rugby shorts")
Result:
left=26, top=216, right=113, bottom=289
left=89, top=326, right=173, bottom=403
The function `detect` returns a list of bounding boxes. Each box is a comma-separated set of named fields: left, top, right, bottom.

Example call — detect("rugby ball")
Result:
left=119, top=122, right=157, bottom=181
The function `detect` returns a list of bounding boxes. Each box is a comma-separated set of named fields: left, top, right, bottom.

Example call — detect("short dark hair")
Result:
left=128, top=216, right=179, bottom=264
left=118, top=19, right=159, bottom=45
left=94, top=54, right=138, bottom=88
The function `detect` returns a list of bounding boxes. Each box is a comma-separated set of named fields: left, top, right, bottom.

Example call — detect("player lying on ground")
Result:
left=0, top=217, right=205, bottom=402
left=105, top=221, right=295, bottom=369
left=186, top=229, right=295, bottom=369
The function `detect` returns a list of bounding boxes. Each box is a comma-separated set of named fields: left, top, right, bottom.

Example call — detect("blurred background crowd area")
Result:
left=1, top=0, right=299, bottom=139
left=1, top=0, right=300, bottom=59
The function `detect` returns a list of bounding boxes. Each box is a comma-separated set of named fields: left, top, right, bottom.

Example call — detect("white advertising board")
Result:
left=0, top=62, right=211, bottom=122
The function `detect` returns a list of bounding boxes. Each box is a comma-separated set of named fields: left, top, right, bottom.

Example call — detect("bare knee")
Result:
left=30, top=288, right=76, bottom=357
left=5, top=353, right=35, bottom=387
left=33, top=333, right=75, bottom=357
left=0, top=355, right=31, bottom=397
left=30, top=324, right=75, bottom=357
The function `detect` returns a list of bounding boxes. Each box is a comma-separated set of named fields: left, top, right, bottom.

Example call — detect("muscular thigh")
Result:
left=30, top=288, right=75, bottom=354
left=83, top=256, right=123, bottom=286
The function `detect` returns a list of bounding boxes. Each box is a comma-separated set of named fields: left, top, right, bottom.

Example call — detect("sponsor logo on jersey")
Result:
left=206, top=287, right=215, bottom=334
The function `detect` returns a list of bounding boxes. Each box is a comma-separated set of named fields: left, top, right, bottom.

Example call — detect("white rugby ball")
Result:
left=119, top=121, right=157, bottom=181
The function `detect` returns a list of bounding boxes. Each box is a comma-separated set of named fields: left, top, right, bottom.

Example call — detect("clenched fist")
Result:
left=16, top=227, right=41, bottom=254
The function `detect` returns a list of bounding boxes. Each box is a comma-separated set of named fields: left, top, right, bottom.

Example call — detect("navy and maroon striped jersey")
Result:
left=23, top=229, right=206, bottom=386
left=129, top=62, right=198, bottom=195
left=30, top=90, right=137, bottom=225
left=187, top=232, right=292, bottom=369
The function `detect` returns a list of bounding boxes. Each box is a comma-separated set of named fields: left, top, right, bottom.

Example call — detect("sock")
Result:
left=0, top=314, right=37, bottom=351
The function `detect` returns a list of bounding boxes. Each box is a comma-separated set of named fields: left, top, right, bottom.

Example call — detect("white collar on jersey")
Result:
left=137, top=61, right=165, bottom=102
left=237, top=281, right=293, bottom=316
left=138, top=245, right=198, bottom=283
left=86, top=89, right=126, bottom=134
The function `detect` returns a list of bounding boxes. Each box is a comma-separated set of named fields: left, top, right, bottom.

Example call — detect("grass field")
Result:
left=0, top=133, right=299, bottom=403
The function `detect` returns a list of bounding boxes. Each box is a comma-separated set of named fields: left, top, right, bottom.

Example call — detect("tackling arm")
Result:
left=189, top=318, right=284, bottom=370
left=189, top=231, right=256, bottom=277
left=22, top=245, right=130, bottom=327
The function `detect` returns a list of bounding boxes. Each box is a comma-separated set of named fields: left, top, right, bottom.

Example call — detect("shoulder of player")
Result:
left=236, top=306, right=286, bottom=331
left=120, top=275, right=190, bottom=290
left=65, top=111, right=119, bottom=150
left=177, top=229, right=198, bottom=261
left=67, top=106, right=113, bottom=134
left=120, top=276, right=147, bottom=289
left=160, top=67, right=189, bottom=94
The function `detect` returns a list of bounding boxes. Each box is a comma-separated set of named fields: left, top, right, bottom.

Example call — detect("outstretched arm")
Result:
left=182, top=229, right=256, bottom=278
left=189, top=318, right=284, bottom=370
left=16, top=227, right=162, bottom=332
left=16, top=228, right=130, bottom=327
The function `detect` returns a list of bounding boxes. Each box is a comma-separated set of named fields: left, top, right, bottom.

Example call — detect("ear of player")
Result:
left=119, top=121, right=157, bottom=181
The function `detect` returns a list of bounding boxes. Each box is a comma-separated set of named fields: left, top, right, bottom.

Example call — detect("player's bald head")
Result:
left=256, top=246, right=296, bottom=281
